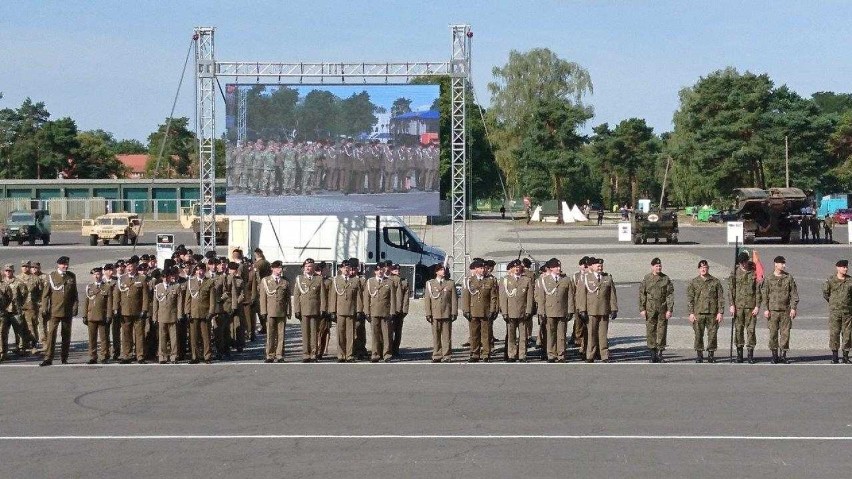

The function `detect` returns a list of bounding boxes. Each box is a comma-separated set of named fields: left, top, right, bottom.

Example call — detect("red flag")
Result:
left=752, top=250, right=765, bottom=282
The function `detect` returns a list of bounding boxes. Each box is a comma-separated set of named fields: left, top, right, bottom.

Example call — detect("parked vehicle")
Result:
left=180, top=201, right=228, bottom=245
left=1, top=210, right=51, bottom=246
left=832, top=208, right=852, bottom=225
left=81, top=213, right=143, bottom=246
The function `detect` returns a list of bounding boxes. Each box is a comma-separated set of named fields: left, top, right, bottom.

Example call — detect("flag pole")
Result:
left=730, top=237, right=738, bottom=363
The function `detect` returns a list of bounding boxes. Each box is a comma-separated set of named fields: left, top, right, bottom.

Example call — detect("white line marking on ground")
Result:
left=0, top=362, right=844, bottom=367
left=0, top=434, right=850, bottom=441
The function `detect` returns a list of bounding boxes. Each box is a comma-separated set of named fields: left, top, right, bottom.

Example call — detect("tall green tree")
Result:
left=146, top=117, right=196, bottom=177
left=71, top=131, right=128, bottom=179
left=298, top=90, right=338, bottom=141
left=487, top=48, right=593, bottom=197
left=588, top=118, right=662, bottom=207
left=517, top=98, right=594, bottom=222
left=391, top=97, right=412, bottom=117
left=338, top=91, right=378, bottom=137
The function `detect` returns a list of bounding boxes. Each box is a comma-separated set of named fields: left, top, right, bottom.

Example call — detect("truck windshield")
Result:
left=384, top=227, right=422, bottom=253
left=10, top=213, right=34, bottom=222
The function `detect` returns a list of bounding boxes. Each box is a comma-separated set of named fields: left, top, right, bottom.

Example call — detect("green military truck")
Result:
left=1, top=210, right=52, bottom=246
left=631, top=207, right=679, bottom=244
left=732, top=187, right=808, bottom=244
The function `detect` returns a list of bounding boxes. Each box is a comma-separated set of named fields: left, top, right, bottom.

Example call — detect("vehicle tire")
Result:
left=103, top=239, right=110, bottom=246
left=642, top=237, right=647, bottom=244
left=672, top=237, right=679, bottom=244
left=665, top=236, right=671, bottom=244
left=1, top=237, right=8, bottom=246
left=42, top=235, right=50, bottom=245
left=781, top=233, right=790, bottom=244
left=28, top=236, right=35, bottom=246
left=654, top=237, right=659, bottom=244
left=119, top=234, right=128, bottom=246
left=632, top=235, right=641, bottom=245
left=17, top=238, right=24, bottom=245
left=89, top=235, right=98, bottom=246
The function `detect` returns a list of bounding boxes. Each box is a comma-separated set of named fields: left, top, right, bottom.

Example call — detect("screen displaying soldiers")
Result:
left=224, top=84, right=441, bottom=216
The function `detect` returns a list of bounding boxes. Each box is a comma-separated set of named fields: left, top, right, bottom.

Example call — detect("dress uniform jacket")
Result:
left=576, top=272, right=617, bottom=316
left=293, top=274, right=326, bottom=317
left=114, top=273, right=150, bottom=318
left=214, top=273, right=234, bottom=315
left=185, top=276, right=218, bottom=318
left=259, top=275, right=291, bottom=318
left=83, top=282, right=113, bottom=322
left=41, top=271, right=79, bottom=318
left=534, top=274, right=575, bottom=318
left=394, top=276, right=410, bottom=316
left=328, top=275, right=362, bottom=317
left=639, top=273, right=674, bottom=313
left=424, top=279, right=457, bottom=319
left=152, top=282, right=183, bottom=323
left=500, top=275, right=534, bottom=318
left=364, top=276, right=396, bottom=318
left=461, top=275, right=498, bottom=318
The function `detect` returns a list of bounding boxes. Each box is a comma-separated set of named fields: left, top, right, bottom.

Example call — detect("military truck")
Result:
left=631, top=207, right=679, bottom=244
left=1, top=210, right=51, bottom=246
left=731, top=187, right=808, bottom=244
left=82, top=213, right=143, bottom=246
left=179, top=201, right=228, bottom=245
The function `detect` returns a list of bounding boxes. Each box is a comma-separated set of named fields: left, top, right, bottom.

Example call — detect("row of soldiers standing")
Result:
left=227, top=139, right=440, bottom=197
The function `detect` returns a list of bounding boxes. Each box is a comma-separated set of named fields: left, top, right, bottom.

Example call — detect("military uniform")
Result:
left=353, top=272, right=370, bottom=359
left=184, top=274, right=217, bottom=362
left=461, top=273, right=498, bottom=361
left=213, top=271, right=232, bottom=358
left=40, top=266, right=78, bottom=365
left=259, top=273, right=291, bottom=361
left=82, top=278, right=113, bottom=362
left=104, top=273, right=120, bottom=359
left=19, top=265, right=41, bottom=350
left=316, top=273, right=332, bottom=359
left=500, top=272, right=535, bottom=361
left=293, top=272, right=326, bottom=361
left=687, top=273, right=725, bottom=360
left=152, top=280, right=183, bottom=363
left=822, top=273, right=852, bottom=362
left=1, top=271, right=28, bottom=359
left=364, top=274, right=396, bottom=361
left=390, top=273, right=410, bottom=356
left=534, top=272, right=575, bottom=361
left=728, top=266, right=761, bottom=356
left=424, top=277, right=457, bottom=361
left=571, top=269, right=588, bottom=352
left=576, top=270, right=618, bottom=362
left=328, top=273, right=362, bottom=361
left=762, top=269, right=799, bottom=362
left=114, top=271, right=150, bottom=362
left=638, top=271, right=674, bottom=359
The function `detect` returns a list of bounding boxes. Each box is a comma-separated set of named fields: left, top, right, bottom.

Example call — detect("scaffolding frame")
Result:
left=194, top=25, right=471, bottom=279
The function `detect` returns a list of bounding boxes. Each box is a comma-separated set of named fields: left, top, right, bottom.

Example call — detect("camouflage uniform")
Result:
left=638, top=271, right=674, bottom=354
left=686, top=274, right=724, bottom=356
left=728, top=267, right=761, bottom=351
left=761, top=271, right=799, bottom=354
left=822, top=274, right=852, bottom=359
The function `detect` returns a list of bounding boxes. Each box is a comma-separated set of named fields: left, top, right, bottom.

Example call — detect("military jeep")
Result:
left=82, top=213, right=143, bottom=246
left=1, top=210, right=51, bottom=246
left=631, top=208, right=679, bottom=244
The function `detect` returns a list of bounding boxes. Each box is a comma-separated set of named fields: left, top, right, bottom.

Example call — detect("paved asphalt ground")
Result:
left=1, top=220, right=852, bottom=477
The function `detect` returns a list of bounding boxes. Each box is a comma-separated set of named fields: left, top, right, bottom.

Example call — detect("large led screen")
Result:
left=225, top=84, right=441, bottom=216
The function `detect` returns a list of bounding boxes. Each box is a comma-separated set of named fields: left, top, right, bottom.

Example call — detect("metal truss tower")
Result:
left=194, top=27, right=217, bottom=254
left=194, top=25, right=471, bottom=269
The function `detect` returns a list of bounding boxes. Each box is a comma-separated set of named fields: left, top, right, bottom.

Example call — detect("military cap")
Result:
left=545, top=258, right=561, bottom=268
left=773, top=256, right=786, bottom=264
left=737, top=252, right=750, bottom=264
left=206, top=257, right=219, bottom=265
left=90, top=267, right=102, bottom=274
left=21, top=260, right=31, bottom=267
left=128, top=255, right=140, bottom=265
left=347, top=257, right=360, bottom=267
left=303, top=258, right=315, bottom=266
left=836, top=259, right=848, bottom=267
left=204, top=251, right=217, bottom=260
left=271, top=260, right=283, bottom=268
left=507, top=259, right=522, bottom=269
left=33, top=262, right=41, bottom=267
left=103, top=263, right=114, bottom=271
left=228, top=261, right=239, bottom=270
left=472, top=257, right=485, bottom=263
left=164, top=267, right=178, bottom=276
left=138, top=263, right=149, bottom=271
left=163, top=259, right=175, bottom=269
left=586, top=257, right=597, bottom=265
left=340, top=260, right=351, bottom=267
left=522, top=258, right=532, bottom=268
left=390, top=263, right=400, bottom=270
left=56, top=256, right=70, bottom=265
left=698, top=259, right=709, bottom=268
left=193, top=254, right=204, bottom=263
left=484, top=259, right=496, bottom=268
left=3, top=264, right=14, bottom=271
left=579, top=256, right=590, bottom=266
left=176, top=244, right=187, bottom=252
left=538, top=265, right=548, bottom=273
left=317, top=261, right=328, bottom=270
left=470, top=260, right=484, bottom=269
left=140, top=254, right=150, bottom=261
left=218, top=256, right=228, bottom=265
left=115, top=259, right=126, bottom=267
left=651, top=257, right=662, bottom=266
left=254, top=248, right=264, bottom=254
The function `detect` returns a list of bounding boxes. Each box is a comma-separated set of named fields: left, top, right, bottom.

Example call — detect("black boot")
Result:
left=771, top=349, right=778, bottom=364
left=657, top=349, right=665, bottom=363
left=736, top=347, right=743, bottom=363
left=695, top=351, right=703, bottom=363
left=780, top=350, right=790, bottom=364
left=747, top=348, right=755, bottom=364
left=843, top=351, right=851, bottom=364
left=707, top=351, right=716, bottom=363
left=831, top=350, right=839, bottom=364
left=650, top=348, right=657, bottom=363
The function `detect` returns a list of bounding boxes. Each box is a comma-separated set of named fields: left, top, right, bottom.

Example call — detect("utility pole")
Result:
left=785, top=135, right=789, bottom=188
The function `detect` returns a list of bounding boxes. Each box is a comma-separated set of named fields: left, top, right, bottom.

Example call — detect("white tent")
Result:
left=561, top=202, right=575, bottom=223
left=530, top=205, right=542, bottom=222
left=570, top=204, right=588, bottom=222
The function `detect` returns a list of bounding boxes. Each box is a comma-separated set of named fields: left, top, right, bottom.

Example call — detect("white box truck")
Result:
left=227, top=215, right=445, bottom=287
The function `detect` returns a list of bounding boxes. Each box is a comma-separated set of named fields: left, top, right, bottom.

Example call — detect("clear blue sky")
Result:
left=2, top=0, right=850, bottom=142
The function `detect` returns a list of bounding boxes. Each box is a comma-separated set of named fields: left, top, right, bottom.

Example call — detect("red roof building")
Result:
left=116, top=154, right=149, bottom=179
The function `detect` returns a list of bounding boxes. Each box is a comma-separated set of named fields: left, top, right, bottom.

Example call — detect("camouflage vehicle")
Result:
left=631, top=207, right=679, bottom=244
left=82, top=213, right=143, bottom=246
left=180, top=201, right=228, bottom=245
left=1, top=210, right=51, bottom=246
left=731, top=187, right=808, bottom=244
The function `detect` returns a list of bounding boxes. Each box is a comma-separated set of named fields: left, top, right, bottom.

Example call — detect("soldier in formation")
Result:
left=687, top=260, right=725, bottom=363
left=822, top=259, right=852, bottom=364
left=424, top=263, right=456, bottom=362
left=638, top=258, right=673, bottom=363
left=226, top=139, right=440, bottom=196
left=729, top=252, right=760, bottom=364
left=762, top=256, right=799, bottom=364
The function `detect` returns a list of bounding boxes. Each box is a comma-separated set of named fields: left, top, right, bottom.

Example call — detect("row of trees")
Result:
left=484, top=50, right=852, bottom=209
